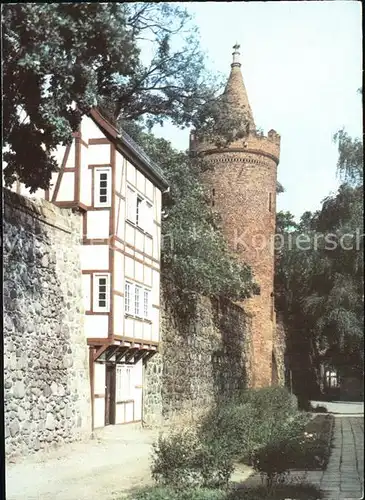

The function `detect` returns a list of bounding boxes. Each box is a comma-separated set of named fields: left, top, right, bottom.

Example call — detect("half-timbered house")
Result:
left=11, top=108, right=169, bottom=429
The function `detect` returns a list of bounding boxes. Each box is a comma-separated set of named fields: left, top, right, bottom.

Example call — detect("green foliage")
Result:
left=120, top=123, right=257, bottom=301
left=275, top=126, right=364, bottom=395
left=148, top=389, right=330, bottom=497
left=226, top=483, right=323, bottom=500
left=151, top=428, right=234, bottom=489
left=127, top=483, right=322, bottom=500
left=199, top=387, right=309, bottom=492
left=192, top=96, right=251, bottom=147
left=2, top=3, right=220, bottom=191
left=333, top=129, right=363, bottom=186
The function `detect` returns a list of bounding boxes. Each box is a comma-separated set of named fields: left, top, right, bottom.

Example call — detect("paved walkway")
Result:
left=318, top=416, right=364, bottom=500
left=284, top=416, right=364, bottom=500
left=236, top=416, right=364, bottom=500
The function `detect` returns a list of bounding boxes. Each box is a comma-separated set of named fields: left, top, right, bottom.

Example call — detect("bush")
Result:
left=200, top=401, right=259, bottom=461
left=200, top=387, right=304, bottom=461
left=239, top=387, right=298, bottom=416
left=248, top=414, right=308, bottom=485
left=151, top=428, right=234, bottom=489
left=199, top=387, right=310, bottom=491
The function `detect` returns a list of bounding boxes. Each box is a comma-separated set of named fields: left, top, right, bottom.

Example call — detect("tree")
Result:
left=2, top=3, right=221, bottom=192
left=275, top=126, right=364, bottom=398
left=333, top=129, right=363, bottom=187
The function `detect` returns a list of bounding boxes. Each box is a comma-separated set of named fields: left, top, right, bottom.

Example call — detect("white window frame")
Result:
left=124, top=280, right=133, bottom=315
left=94, top=167, right=111, bottom=208
left=124, top=280, right=152, bottom=320
left=143, top=288, right=151, bottom=320
left=126, top=183, right=154, bottom=235
left=134, top=284, right=142, bottom=317
left=136, top=195, right=143, bottom=227
left=144, top=201, right=153, bottom=236
left=93, top=273, right=110, bottom=312
left=116, top=365, right=133, bottom=402
left=126, top=185, right=137, bottom=224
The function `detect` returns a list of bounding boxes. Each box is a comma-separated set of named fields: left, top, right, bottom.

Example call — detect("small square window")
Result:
left=93, top=274, right=110, bottom=312
left=94, top=168, right=111, bottom=207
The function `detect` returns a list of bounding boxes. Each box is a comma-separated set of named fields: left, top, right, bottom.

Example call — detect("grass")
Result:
left=291, top=413, right=334, bottom=470
left=125, top=482, right=323, bottom=500
left=228, top=482, right=323, bottom=499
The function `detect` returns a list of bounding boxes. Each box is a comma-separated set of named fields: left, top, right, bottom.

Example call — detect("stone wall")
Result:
left=272, top=313, right=286, bottom=386
left=143, top=282, right=250, bottom=426
left=3, top=189, right=91, bottom=460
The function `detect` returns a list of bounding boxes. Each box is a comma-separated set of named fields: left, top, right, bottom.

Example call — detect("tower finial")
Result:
left=232, top=43, right=241, bottom=67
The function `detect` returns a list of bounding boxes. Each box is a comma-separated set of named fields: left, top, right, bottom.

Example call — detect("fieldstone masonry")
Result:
left=3, top=189, right=91, bottom=460
left=143, top=284, right=252, bottom=426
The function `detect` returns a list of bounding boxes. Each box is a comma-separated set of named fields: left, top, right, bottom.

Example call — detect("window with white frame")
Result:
left=143, top=289, right=151, bottom=319
left=94, top=167, right=111, bottom=207
left=134, top=285, right=142, bottom=317
left=136, top=196, right=143, bottom=227
left=124, top=281, right=151, bottom=319
left=144, top=201, right=153, bottom=235
left=116, top=365, right=133, bottom=402
left=126, top=186, right=137, bottom=224
left=125, top=281, right=133, bottom=314
left=93, top=273, right=110, bottom=312
left=126, top=184, right=154, bottom=234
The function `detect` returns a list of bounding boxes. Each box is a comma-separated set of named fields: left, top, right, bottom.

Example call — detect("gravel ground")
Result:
left=6, top=425, right=158, bottom=500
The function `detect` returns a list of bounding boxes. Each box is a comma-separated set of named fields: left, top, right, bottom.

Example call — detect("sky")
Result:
left=151, top=1, right=362, bottom=220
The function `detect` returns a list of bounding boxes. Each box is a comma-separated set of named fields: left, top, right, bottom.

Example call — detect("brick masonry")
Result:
left=3, top=189, right=91, bottom=460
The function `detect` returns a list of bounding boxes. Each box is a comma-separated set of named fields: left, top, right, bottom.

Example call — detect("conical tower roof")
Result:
left=222, top=44, right=256, bottom=131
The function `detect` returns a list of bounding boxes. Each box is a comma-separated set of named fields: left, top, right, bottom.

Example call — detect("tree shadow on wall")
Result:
left=210, top=297, right=247, bottom=404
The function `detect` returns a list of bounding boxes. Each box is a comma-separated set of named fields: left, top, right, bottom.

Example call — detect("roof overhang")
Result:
left=89, top=339, right=158, bottom=365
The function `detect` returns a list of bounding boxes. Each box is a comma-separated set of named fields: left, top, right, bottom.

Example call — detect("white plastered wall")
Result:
left=88, top=144, right=111, bottom=166
left=80, top=245, right=109, bottom=271
left=85, top=315, right=109, bottom=338
left=81, top=115, right=105, bottom=141
left=86, top=211, right=110, bottom=239
left=57, top=171, right=75, bottom=201
left=79, top=143, right=92, bottom=207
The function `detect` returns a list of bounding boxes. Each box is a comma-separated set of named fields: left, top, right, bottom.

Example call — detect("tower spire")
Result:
left=232, top=43, right=241, bottom=67
left=224, top=44, right=255, bottom=129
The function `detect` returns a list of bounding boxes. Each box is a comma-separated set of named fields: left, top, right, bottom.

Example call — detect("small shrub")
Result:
left=151, top=428, right=234, bottom=489
left=239, top=387, right=298, bottom=416
left=200, top=402, right=259, bottom=461
left=248, top=412, right=309, bottom=490
left=200, top=388, right=305, bottom=462
left=200, top=387, right=310, bottom=492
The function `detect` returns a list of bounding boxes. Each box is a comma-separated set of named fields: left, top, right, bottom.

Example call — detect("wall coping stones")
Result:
left=3, top=188, right=75, bottom=234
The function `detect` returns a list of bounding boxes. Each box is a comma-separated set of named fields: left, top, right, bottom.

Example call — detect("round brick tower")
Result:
left=190, top=45, right=281, bottom=388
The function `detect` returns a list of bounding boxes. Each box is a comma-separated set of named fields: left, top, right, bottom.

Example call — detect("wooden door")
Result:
left=105, top=364, right=116, bottom=426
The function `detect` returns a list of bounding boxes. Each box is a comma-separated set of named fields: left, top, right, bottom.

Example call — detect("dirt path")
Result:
left=6, top=425, right=158, bottom=500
